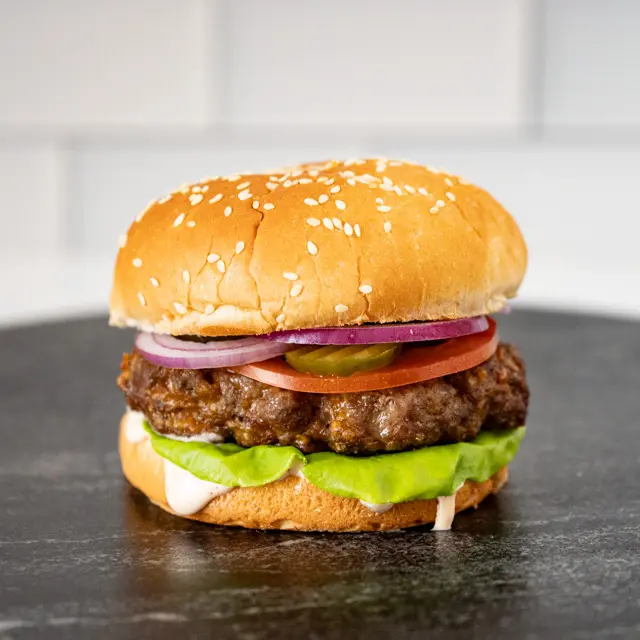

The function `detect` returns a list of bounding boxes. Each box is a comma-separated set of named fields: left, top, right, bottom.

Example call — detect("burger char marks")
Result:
left=118, top=344, right=528, bottom=455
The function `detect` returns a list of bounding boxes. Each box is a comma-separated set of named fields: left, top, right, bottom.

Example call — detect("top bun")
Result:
left=110, top=158, right=527, bottom=336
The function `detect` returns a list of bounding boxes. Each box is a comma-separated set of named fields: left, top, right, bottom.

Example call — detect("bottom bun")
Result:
left=119, top=418, right=509, bottom=532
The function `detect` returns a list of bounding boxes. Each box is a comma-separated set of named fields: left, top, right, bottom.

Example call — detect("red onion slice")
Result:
left=135, top=332, right=292, bottom=369
left=259, top=316, right=489, bottom=345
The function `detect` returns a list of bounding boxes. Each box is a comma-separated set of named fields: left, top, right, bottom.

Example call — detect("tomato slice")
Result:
left=231, top=318, right=498, bottom=394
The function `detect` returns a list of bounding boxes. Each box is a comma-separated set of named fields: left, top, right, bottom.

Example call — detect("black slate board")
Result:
left=1, top=310, right=639, bottom=640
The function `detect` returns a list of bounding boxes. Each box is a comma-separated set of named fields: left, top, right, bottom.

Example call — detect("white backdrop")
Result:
left=0, top=0, right=639, bottom=325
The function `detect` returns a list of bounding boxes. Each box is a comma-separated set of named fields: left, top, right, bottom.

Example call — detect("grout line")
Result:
left=212, top=0, right=233, bottom=124
left=2, top=128, right=640, bottom=151
left=57, top=138, right=80, bottom=253
left=526, top=0, right=547, bottom=141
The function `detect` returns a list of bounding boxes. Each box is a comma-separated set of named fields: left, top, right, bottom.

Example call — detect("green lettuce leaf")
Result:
left=144, top=422, right=525, bottom=504
left=303, top=428, right=525, bottom=503
left=144, top=423, right=306, bottom=487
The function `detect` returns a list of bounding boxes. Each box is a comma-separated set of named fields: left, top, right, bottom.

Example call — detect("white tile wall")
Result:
left=0, top=0, right=214, bottom=128
left=0, top=145, right=63, bottom=252
left=543, top=0, right=640, bottom=127
left=0, top=0, right=639, bottom=324
left=227, top=0, right=530, bottom=128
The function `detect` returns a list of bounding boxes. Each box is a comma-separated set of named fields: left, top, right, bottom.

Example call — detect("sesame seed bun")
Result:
left=119, top=417, right=509, bottom=532
left=110, top=158, right=527, bottom=336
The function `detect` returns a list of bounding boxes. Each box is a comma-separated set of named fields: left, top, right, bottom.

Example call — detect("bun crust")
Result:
left=119, top=418, right=509, bottom=532
left=110, top=158, right=527, bottom=336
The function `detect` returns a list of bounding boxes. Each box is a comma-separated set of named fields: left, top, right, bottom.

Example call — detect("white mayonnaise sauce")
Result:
left=124, top=410, right=148, bottom=443
left=359, top=501, right=393, bottom=514
left=163, top=460, right=233, bottom=516
left=162, top=431, right=224, bottom=444
left=433, top=493, right=457, bottom=531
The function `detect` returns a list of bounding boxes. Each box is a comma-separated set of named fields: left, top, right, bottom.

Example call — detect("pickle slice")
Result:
left=285, top=343, right=402, bottom=377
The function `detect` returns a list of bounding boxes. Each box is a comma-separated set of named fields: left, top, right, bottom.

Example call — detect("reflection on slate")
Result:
left=1, top=310, right=639, bottom=639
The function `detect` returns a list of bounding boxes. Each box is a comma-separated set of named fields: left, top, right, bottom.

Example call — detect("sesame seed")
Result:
left=263, top=203, right=275, bottom=211
left=209, top=193, right=223, bottom=204
left=304, top=197, right=319, bottom=206
left=430, top=206, right=439, bottom=214
left=418, top=188, right=429, bottom=197
left=436, top=199, right=445, bottom=207
left=118, top=234, right=127, bottom=248
left=252, top=200, right=259, bottom=209
left=158, top=195, right=172, bottom=204
left=207, top=253, right=220, bottom=263
left=174, top=302, right=186, bottom=315
left=224, top=206, right=232, bottom=217
left=359, top=285, right=373, bottom=294
left=342, top=170, right=355, bottom=178
left=384, top=221, right=392, bottom=233
left=405, top=185, right=416, bottom=194
left=308, top=169, right=319, bottom=177
left=235, top=241, right=245, bottom=254
left=377, top=205, right=391, bottom=213
left=394, top=186, right=403, bottom=196
left=150, top=277, right=159, bottom=288
left=238, top=189, right=252, bottom=201
left=192, top=185, right=202, bottom=192
left=326, top=178, right=335, bottom=186
left=332, top=218, right=343, bottom=230
left=201, top=185, right=209, bottom=192
left=186, top=220, right=196, bottom=228
left=317, top=175, right=328, bottom=183
left=266, top=182, right=278, bottom=190
left=335, top=200, right=346, bottom=210
left=307, top=241, right=318, bottom=256
left=379, top=184, right=393, bottom=192
left=276, top=313, right=286, bottom=323
left=216, top=260, right=226, bottom=273
left=306, top=218, right=321, bottom=227
left=237, top=181, right=251, bottom=190
left=344, top=222, right=353, bottom=236
left=376, top=197, right=384, bottom=205
left=290, top=284, right=303, bottom=297
left=292, top=170, right=303, bottom=177
left=446, top=191, right=456, bottom=201
left=383, top=176, right=393, bottom=185
left=299, top=178, right=312, bottom=184
left=335, top=304, right=348, bottom=313
left=388, top=161, right=402, bottom=167
left=132, top=258, right=142, bottom=268
left=347, top=178, right=356, bottom=186
left=204, top=304, right=215, bottom=315
left=227, top=174, right=241, bottom=182
left=189, top=194, right=203, bottom=205
left=445, top=178, right=454, bottom=187
left=173, top=213, right=185, bottom=227
left=318, top=194, right=329, bottom=204
left=137, top=292, right=146, bottom=306
left=283, top=272, right=299, bottom=281
left=269, top=175, right=279, bottom=181
left=330, top=185, right=340, bottom=194
left=323, top=218, right=334, bottom=230
left=182, top=270, right=190, bottom=284
left=354, top=223, right=361, bottom=237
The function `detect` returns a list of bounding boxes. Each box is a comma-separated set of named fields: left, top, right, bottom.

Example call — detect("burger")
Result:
left=111, top=158, right=529, bottom=532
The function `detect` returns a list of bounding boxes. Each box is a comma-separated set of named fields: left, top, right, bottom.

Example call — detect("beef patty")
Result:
left=118, top=343, right=528, bottom=454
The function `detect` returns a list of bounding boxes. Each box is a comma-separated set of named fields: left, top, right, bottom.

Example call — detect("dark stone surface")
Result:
left=0, top=310, right=639, bottom=639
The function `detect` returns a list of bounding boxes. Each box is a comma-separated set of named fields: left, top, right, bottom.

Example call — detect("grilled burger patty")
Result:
left=118, top=343, right=528, bottom=455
